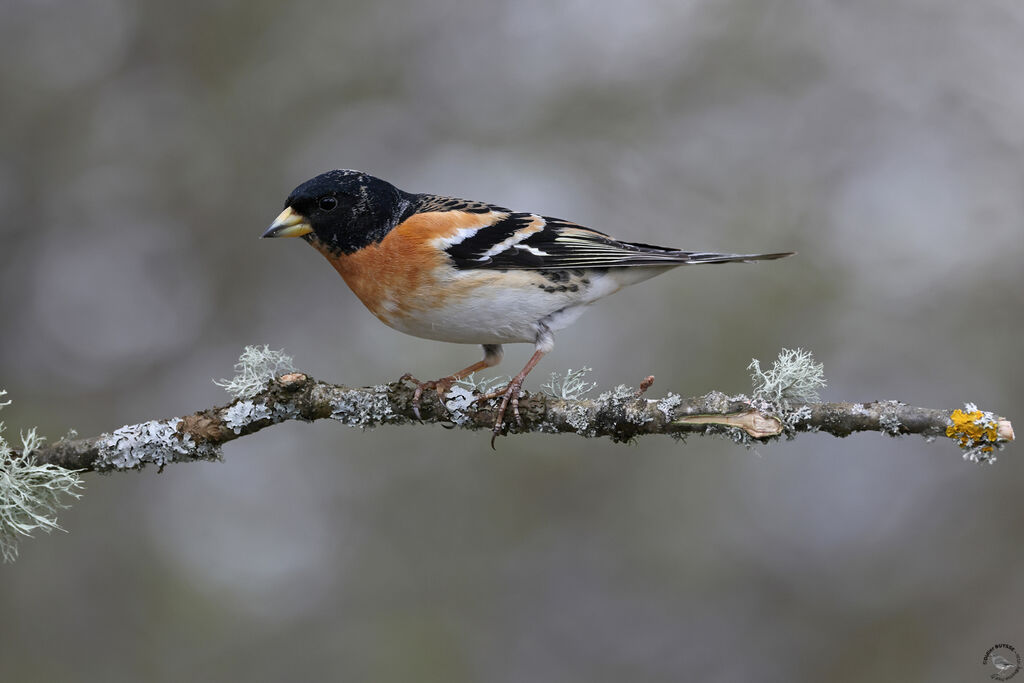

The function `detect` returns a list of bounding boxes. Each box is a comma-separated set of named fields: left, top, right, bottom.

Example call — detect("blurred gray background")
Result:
left=1, top=0, right=1022, bottom=681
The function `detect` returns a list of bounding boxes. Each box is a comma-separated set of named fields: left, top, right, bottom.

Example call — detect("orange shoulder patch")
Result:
left=308, top=210, right=502, bottom=325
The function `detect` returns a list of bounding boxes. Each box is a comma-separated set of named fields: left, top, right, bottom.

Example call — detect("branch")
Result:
left=0, top=346, right=1014, bottom=562
left=19, top=371, right=1014, bottom=473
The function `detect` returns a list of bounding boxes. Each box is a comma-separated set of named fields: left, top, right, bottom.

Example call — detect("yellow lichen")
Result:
left=946, top=408, right=997, bottom=453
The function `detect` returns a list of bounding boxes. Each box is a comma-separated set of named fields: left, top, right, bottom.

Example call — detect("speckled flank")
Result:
left=536, top=268, right=589, bottom=293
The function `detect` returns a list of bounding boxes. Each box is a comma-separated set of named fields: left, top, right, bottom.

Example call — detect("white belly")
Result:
left=380, top=266, right=675, bottom=345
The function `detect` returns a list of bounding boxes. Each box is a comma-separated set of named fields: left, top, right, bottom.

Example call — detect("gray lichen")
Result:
left=330, top=386, right=398, bottom=428
left=749, top=348, right=826, bottom=407
left=455, top=373, right=510, bottom=396
left=270, top=400, right=301, bottom=421
left=746, top=348, right=828, bottom=437
left=445, top=374, right=513, bottom=425
left=597, top=384, right=635, bottom=405
left=543, top=368, right=596, bottom=400
left=0, top=390, right=85, bottom=562
left=587, top=384, right=653, bottom=440
left=535, top=370, right=599, bottom=434
left=444, top=386, right=477, bottom=426
left=214, top=345, right=296, bottom=400
left=702, top=391, right=736, bottom=414
left=656, top=393, right=682, bottom=420
left=564, top=405, right=594, bottom=433
left=596, top=385, right=633, bottom=427
left=783, top=404, right=814, bottom=432
left=95, top=419, right=221, bottom=471
left=223, top=400, right=273, bottom=434
left=624, top=401, right=654, bottom=426
left=878, top=400, right=906, bottom=436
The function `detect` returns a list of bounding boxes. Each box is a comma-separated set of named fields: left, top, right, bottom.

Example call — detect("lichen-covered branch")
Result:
left=16, top=371, right=1014, bottom=473
left=0, top=346, right=1014, bottom=562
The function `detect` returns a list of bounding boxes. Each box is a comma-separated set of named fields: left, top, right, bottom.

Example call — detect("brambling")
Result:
left=264, top=170, right=793, bottom=444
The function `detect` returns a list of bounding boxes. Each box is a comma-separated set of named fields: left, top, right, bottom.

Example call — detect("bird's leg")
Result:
left=402, top=344, right=503, bottom=420
left=477, top=328, right=553, bottom=447
left=477, top=348, right=548, bottom=448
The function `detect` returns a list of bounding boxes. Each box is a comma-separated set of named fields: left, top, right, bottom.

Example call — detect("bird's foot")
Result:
left=400, top=373, right=458, bottom=420
left=475, top=377, right=527, bottom=448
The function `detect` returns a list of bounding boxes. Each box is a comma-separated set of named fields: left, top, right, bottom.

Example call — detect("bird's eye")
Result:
left=318, top=196, right=338, bottom=211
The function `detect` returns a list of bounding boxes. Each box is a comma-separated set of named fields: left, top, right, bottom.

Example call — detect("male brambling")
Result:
left=263, top=170, right=793, bottom=444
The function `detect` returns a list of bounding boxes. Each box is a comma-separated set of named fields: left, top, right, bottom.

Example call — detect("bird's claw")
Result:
left=478, top=379, right=526, bottom=449
left=402, top=372, right=527, bottom=446
left=400, top=373, right=455, bottom=421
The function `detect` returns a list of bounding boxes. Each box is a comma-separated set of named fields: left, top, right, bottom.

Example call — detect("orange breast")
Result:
left=309, top=210, right=500, bottom=326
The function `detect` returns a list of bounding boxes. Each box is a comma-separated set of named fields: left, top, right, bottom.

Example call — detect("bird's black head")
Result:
left=263, top=170, right=414, bottom=253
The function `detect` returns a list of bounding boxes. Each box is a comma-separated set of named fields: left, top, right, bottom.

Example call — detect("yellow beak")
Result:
left=262, top=206, right=313, bottom=238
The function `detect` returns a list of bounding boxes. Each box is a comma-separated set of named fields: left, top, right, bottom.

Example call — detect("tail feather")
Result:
left=680, top=251, right=796, bottom=264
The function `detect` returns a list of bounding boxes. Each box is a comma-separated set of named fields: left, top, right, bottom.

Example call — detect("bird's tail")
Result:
left=678, top=251, right=796, bottom=264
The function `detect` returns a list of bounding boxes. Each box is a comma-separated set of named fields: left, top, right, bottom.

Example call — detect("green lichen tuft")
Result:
left=0, top=390, right=85, bottom=562
left=749, top=348, right=826, bottom=407
left=543, top=368, right=596, bottom=401
left=214, top=345, right=296, bottom=400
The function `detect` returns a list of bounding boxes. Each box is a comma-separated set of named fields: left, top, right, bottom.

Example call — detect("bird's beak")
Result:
left=262, top=206, right=313, bottom=238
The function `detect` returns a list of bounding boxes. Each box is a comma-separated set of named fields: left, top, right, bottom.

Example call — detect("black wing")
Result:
left=440, top=212, right=793, bottom=270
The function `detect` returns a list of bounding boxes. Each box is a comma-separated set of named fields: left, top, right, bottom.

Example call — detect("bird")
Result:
left=992, top=654, right=1019, bottom=677
left=263, top=169, right=794, bottom=445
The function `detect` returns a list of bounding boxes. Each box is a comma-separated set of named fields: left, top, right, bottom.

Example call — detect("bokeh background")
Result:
left=2, top=0, right=1022, bottom=681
